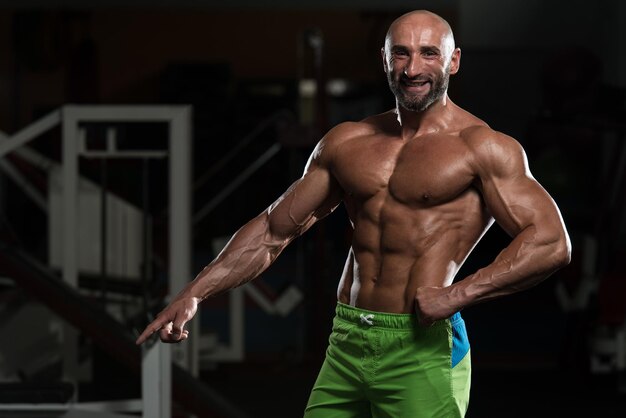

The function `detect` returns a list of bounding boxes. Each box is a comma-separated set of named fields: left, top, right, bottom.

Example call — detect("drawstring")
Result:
left=360, top=313, right=374, bottom=326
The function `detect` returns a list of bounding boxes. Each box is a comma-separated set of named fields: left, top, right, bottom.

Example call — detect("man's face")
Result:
left=386, top=59, right=451, bottom=113
left=382, top=16, right=459, bottom=112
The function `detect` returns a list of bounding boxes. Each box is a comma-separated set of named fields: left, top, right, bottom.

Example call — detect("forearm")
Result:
left=174, top=169, right=338, bottom=302
left=182, top=212, right=290, bottom=300
left=449, top=226, right=571, bottom=309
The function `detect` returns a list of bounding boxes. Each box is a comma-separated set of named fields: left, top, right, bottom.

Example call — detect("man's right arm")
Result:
left=187, top=138, right=342, bottom=299
left=135, top=133, right=343, bottom=344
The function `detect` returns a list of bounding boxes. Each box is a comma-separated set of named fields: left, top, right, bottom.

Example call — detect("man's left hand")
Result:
left=414, top=286, right=456, bottom=326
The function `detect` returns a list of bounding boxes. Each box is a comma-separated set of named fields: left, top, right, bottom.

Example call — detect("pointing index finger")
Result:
left=135, top=317, right=171, bottom=345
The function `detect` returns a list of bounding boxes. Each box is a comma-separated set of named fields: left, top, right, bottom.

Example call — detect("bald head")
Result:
left=384, top=10, right=456, bottom=60
left=381, top=10, right=461, bottom=113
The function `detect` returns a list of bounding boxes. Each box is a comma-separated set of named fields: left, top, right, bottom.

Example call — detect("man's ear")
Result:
left=449, top=48, right=461, bottom=75
left=381, top=47, right=388, bottom=73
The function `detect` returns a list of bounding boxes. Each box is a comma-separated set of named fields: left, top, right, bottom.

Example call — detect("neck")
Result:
left=395, top=94, right=454, bottom=139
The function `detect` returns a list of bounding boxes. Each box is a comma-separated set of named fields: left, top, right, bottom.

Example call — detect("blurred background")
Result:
left=0, top=0, right=625, bottom=417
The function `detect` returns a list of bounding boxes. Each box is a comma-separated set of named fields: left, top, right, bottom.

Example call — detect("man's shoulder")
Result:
left=460, top=125, right=523, bottom=153
left=309, top=112, right=393, bottom=166
left=325, top=111, right=396, bottom=144
left=459, top=126, right=528, bottom=175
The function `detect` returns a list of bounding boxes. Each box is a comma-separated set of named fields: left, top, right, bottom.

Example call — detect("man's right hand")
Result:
left=135, top=295, right=200, bottom=345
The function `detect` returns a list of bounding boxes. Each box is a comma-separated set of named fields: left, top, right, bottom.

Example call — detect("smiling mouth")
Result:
left=401, top=79, right=431, bottom=90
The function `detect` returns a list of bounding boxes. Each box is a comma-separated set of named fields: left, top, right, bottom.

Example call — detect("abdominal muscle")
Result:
left=337, top=242, right=464, bottom=314
left=337, top=195, right=491, bottom=314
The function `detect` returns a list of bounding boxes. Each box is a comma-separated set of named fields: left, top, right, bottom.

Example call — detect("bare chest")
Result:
left=333, top=134, right=476, bottom=206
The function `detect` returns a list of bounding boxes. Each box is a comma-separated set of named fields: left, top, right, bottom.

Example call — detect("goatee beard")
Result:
left=388, top=68, right=450, bottom=112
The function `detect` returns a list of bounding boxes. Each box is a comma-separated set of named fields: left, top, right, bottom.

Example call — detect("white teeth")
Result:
left=403, top=79, right=429, bottom=86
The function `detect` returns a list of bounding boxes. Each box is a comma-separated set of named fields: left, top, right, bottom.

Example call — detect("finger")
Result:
left=417, top=317, right=432, bottom=327
left=418, top=312, right=436, bottom=327
left=160, top=324, right=189, bottom=343
left=414, top=307, right=432, bottom=327
left=169, top=329, right=189, bottom=343
left=163, top=332, right=189, bottom=343
left=422, top=319, right=435, bottom=327
left=171, top=315, right=189, bottom=341
left=159, top=322, right=173, bottom=342
left=136, top=316, right=171, bottom=345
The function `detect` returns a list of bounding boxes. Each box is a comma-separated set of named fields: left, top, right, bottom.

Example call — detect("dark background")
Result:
left=0, top=0, right=625, bottom=417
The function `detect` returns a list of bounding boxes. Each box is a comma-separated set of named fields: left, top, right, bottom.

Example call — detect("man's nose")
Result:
left=403, top=55, right=423, bottom=78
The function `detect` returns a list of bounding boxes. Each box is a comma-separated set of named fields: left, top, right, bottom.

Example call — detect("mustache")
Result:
left=399, top=74, right=433, bottom=84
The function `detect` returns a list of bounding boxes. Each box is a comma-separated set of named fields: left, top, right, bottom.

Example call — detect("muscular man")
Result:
left=136, top=10, right=571, bottom=417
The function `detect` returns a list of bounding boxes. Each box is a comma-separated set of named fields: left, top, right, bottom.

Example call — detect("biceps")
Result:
left=483, top=176, right=562, bottom=238
left=266, top=167, right=342, bottom=240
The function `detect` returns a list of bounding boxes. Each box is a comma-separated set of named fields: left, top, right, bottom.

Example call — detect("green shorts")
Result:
left=304, top=303, right=471, bottom=418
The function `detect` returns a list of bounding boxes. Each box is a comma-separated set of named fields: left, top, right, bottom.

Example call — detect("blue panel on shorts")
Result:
left=451, top=314, right=470, bottom=368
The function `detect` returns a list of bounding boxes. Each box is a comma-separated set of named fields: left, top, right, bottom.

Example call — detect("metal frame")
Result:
left=1, top=103, right=305, bottom=410
left=0, top=105, right=193, bottom=417
left=142, top=341, right=172, bottom=418
left=0, top=340, right=169, bottom=417
left=61, top=105, right=194, bottom=376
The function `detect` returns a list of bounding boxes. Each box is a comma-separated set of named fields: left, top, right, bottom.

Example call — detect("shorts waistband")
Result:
left=335, top=302, right=462, bottom=330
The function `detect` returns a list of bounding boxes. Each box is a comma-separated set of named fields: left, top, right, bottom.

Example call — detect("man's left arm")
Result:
left=416, top=130, right=571, bottom=324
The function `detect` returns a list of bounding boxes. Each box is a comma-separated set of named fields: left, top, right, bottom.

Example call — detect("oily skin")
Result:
left=136, top=10, right=570, bottom=344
